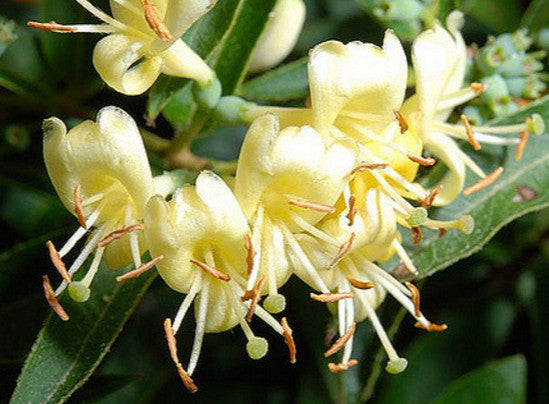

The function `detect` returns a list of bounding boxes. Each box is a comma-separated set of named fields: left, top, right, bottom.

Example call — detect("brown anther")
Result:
left=116, top=255, right=163, bottom=282
left=242, top=275, right=266, bottom=322
left=327, top=233, right=355, bottom=269
left=405, top=282, right=421, bottom=317
left=414, top=321, right=448, bottom=332
left=418, top=185, right=443, bottom=210
left=512, top=97, right=531, bottom=108
left=43, top=275, right=69, bottom=321
left=244, top=234, right=254, bottom=277
left=281, top=317, right=296, bottom=364
left=27, top=21, right=77, bottom=32
left=141, top=0, right=173, bottom=41
left=438, top=228, right=448, bottom=237
left=411, top=226, right=422, bottom=244
left=46, top=240, right=71, bottom=283
left=515, top=130, right=529, bottom=161
left=463, top=167, right=504, bottom=196
left=351, top=161, right=389, bottom=174
left=190, top=258, right=231, bottom=281
left=73, top=184, right=87, bottom=230
left=408, top=154, right=436, bottom=166
left=345, top=195, right=358, bottom=226
left=310, top=292, right=354, bottom=303
left=470, top=82, right=486, bottom=94
left=288, top=199, right=336, bottom=213
left=324, top=323, right=356, bottom=357
left=460, top=114, right=481, bottom=151
left=346, top=275, right=374, bottom=290
left=393, top=109, right=409, bottom=134
left=164, top=318, right=198, bottom=393
left=328, top=359, right=358, bottom=373
left=98, top=224, right=145, bottom=247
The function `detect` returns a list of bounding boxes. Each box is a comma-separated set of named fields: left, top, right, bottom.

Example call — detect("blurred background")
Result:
left=1, top=0, right=548, bottom=402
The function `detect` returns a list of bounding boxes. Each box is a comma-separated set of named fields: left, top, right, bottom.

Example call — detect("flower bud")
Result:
left=192, top=77, right=222, bottom=110
left=373, top=0, right=424, bottom=21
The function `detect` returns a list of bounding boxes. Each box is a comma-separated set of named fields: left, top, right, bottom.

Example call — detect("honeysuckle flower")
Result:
left=145, top=171, right=295, bottom=392
left=29, top=0, right=218, bottom=96
left=42, top=106, right=181, bottom=320
left=233, top=114, right=357, bottom=313
left=402, top=11, right=545, bottom=205
left=248, top=0, right=306, bottom=73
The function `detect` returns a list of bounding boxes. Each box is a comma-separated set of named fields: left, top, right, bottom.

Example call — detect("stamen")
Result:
left=163, top=319, right=198, bottom=393
left=515, top=130, right=529, bottom=161
left=463, top=167, right=504, bottom=196
left=346, top=195, right=358, bottom=226
left=59, top=208, right=101, bottom=257
left=327, top=233, right=355, bottom=269
left=418, top=185, right=443, bottom=210
left=173, top=276, right=201, bottom=333
left=244, top=234, right=254, bottom=277
left=436, top=83, right=485, bottom=111
left=407, top=154, right=436, bottom=166
left=187, top=279, right=210, bottom=375
left=281, top=317, right=297, bottom=364
left=73, top=184, right=88, bottom=229
left=246, top=206, right=264, bottom=290
left=393, top=109, right=409, bottom=134
left=310, top=292, right=354, bottom=303
left=424, top=215, right=474, bottom=235
left=116, top=255, right=163, bottom=282
left=142, top=0, right=173, bottom=41
left=46, top=240, right=71, bottom=283
left=411, top=227, right=422, bottom=244
left=242, top=275, right=267, bottom=322
left=292, top=215, right=340, bottom=246
left=288, top=198, right=335, bottom=213
left=43, top=275, right=69, bottom=321
left=354, top=257, right=411, bottom=296
left=346, top=275, right=374, bottom=290
left=414, top=322, right=448, bottom=332
left=351, top=161, right=389, bottom=174
left=190, top=258, right=231, bottom=281
left=28, top=21, right=77, bottom=32
left=391, top=239, right=418, bottom=275
left=324, top=323, right=356, bottom=357
left=470, top=82, right=486, bottom=94
left=98, top=224, right=144, bottom=247
left=405, top=282, right=421, bottom=317
left=460, top=115, right=481, bottom=151
left=328, top=359, right=358, bottom=373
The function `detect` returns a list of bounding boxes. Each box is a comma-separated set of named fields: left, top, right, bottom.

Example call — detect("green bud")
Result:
left=476, top=44, right=506, bottom=75
left=68, top=281, right=91, bottom=302
left=192, top=77, right=222, bottom=110
left=480, top=75, right=509, bottom=104
left=462, top=106, right=484, bottom=126
left=407, top=207, right=427, bottom=227
left=246, top=337, right=269, bottom=360
left=536, top=28, right=549, bottom=50
left=373, top=0, right=424, bottom=21
left=512, top=29, right=533, bottom=51
left=214, top=96, right=250, bottom=124
left=263, top=294, right=286, bottom=314
left=386, top=358, right=408, bottom=374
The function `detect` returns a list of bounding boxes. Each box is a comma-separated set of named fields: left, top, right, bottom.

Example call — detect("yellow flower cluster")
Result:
left=38, top=5, right=544, bottom=394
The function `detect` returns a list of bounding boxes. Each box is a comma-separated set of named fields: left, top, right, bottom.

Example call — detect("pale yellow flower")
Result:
left=29, top=0, right=217, bottom=95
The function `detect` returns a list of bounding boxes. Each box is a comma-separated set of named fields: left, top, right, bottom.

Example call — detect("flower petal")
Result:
left=160, top=39, right=214, bottom=85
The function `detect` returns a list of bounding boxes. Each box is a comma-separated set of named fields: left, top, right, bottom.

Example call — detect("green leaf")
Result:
left=237, top=58, right=309, bottom=103
left=461, top=0, right=521, bottom=33
left=430, top=355, right=527, bottom=404
left=399, top=95, right=549, bottom=279
left=10, top=266, right=157, bottom=404
left=521, top=0, right=549, bottom=32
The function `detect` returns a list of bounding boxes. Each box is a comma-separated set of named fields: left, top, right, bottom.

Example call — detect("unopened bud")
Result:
left=192, top=77, right=222, bottom=110
left=214, top=96, right=250, bottom=124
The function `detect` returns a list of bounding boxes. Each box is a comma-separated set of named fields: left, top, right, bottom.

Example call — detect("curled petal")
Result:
left=160, top=39, right=214, bottom=85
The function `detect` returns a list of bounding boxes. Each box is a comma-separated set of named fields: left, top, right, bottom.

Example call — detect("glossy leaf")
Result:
left=521, top=0, right=549, bottom=32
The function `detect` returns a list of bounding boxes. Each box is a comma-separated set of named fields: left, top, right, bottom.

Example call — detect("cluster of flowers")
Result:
left=32, top=0, right=544, bottom=393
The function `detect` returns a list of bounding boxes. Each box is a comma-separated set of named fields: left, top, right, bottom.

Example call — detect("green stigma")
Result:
left=386, top=358, right=408, bottom=374
left=246, top=337, right=269, bottom=360
left=68, top=281, right=91, bottom=303
left=263, top=294, right=286, bottom=314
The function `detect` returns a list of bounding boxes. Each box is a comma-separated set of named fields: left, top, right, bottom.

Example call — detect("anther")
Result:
left=405, top=282, right=421, bottom=317
left=411, top=227, right=422, bottom=244
left=460, top=114, right=481, bottom=151
left=327, top=233, right=355, bottom=269
left=407, top=154, right=436, bottom=166
left=346, top=275, right=374, bottom=290
left=438, top=228, right=448, bottom=237
left=163, top=319, right=198, bottom=393
left=46, top=240, right=71, bottom=283
left=288, top=198, right=336, bottom=213
left=116, top=255, right=163, bottom=282
left=310, top=292, right=354, bottom=303
left=414, top=322, right=448, bottom=332
left=74, top=184, right=87, bottom=229
left=346, top=195, right=358, bottom=226
left=328, top=359, right=358, bottom=373
left=98, top=224, right=145, bottom=247
left=324, top=323, right=356, bottom=357
left=351, top=162, right=389, bottom=174
left=43, top=275, right=69, bottom=321
left=190, top=258, right=231, bottom=281
left=393, top=109, right=409, bottom=134
left=242, top=275, right=267, bottom=322
left=244, top=234, right=254, bottom=277
left=470, top=82, right=486, bottom=94
left=463, top=167, right=504, bottom=196
left=515, top=130, right=529, bottom=161
left=141, top=0, right=173, bottom=41
left=27, top=21, right=77, bottom=33
left=281, top=317, right=297, bottom=364
left=418, top=185, right=443, bottom=210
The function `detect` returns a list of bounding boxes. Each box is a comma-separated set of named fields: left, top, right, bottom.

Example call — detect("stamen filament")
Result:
left=392, top=239, right=418, bottom=275
left=59, top=208, right=101, bottom=257
left=436, top=84, right=484, bottom=110
left=361, top=292, right=400, bottom=362
left=173, top=276, right=201, bottom=333
left=292, top=215, right=340, bottom=247
left=187, top=278, right=209, bottom=375
left=81, top=246, right=105, bottom=287
left=246, top=206, right=264, bottom=290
